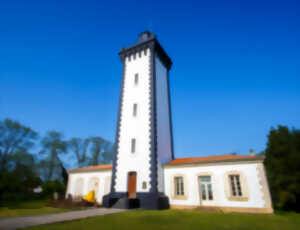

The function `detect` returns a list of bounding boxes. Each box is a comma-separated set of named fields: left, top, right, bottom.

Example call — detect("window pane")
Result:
left=200, top=176, right=211, bottom=182
left=236, top=176, right=242, bottom=196
left=133, top=104, right=137, bottom=117
left=230, top=175, right=236, bottom=196
left=180, top=179, right=184, bottom=195
left=208, top=184, right=213, bottom=200
left=201, top=184, right=206, bottom=200
left=131, top=139, right=136, bottom=153
left=134, top=74, right=139, bottom=85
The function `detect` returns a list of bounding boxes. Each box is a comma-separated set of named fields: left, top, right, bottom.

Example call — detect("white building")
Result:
left=66, top=31, right=273, bottom=213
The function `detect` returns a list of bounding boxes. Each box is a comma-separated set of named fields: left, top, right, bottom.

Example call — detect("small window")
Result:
left=174, top=176, right=184, bottom=196
left=142, top=181, right=147, bottom=189
left=229, top=175, right=242, bottom=197
left=131, top=138, right=136, bottom=153
left=134, top=73, right=139, bottom=85
left=133, top=103, right=137, bottom=117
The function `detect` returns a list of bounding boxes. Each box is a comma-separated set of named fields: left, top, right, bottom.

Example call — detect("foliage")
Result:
left=89, top=137, right=113, bottom=165
left=265, top=125, right=300, bottom=211
left=40, top=131, right=67, bottom=181
left=41, top=180, right=66, bottom=198
left=0, top=149, right=41, bottom=204
left=0, top=118, right=113, bottom=205
left=0, top=119, right=37, bottom=170
left=68, top=138, right=90, bottom=167
left=25, top=210, right=300, bottom=230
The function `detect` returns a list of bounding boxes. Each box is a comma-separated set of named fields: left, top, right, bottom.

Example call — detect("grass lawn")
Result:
left=0, top=200, right=69, bottom=218
left=26, top=209, right=300, bottom=230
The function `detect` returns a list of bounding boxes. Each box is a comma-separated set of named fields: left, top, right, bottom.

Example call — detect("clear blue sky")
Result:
left=1, top=0, right=300, bottom=159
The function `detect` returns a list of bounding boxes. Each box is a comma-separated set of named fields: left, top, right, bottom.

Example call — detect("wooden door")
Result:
left=127, top=172, right=137, bottom=198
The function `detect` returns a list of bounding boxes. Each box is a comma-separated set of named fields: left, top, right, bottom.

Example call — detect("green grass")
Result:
left=25, top=210, right=300, bottom=230
left=0, top=200, right=69, bottom=218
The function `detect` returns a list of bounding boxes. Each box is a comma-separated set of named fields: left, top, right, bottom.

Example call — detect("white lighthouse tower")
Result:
left=103, top=31, right=174, bottom=209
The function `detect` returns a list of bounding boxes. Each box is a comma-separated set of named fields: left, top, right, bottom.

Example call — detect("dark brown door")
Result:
left=127, top=172, right=137, bottom=198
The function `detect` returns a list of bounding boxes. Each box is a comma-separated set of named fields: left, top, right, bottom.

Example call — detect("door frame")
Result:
left=197, top=173, right=215, bottom=206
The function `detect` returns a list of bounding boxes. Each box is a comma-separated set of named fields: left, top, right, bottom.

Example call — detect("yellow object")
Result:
left=83, top=190, right=96, bottom=203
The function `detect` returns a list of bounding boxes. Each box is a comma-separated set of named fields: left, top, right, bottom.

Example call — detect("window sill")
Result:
left=228, top=196, right=249, bottom=202
left=173, top=195, right=188, bottom=200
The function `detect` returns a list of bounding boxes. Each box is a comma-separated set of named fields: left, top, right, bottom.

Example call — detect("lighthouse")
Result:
left=103, top=31, right=174, bottom=209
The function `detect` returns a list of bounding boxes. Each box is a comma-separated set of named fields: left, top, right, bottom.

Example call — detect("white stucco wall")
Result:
left=114, top=49, right=152, bottom=193
left=155, top=55, right=173, bottom=192
left=67, top=170, right=112, bottom=203
left=164, top=162, right=267, bottom=208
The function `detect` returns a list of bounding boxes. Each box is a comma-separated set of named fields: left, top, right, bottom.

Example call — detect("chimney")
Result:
left=249, top=149, right=255, bottom=156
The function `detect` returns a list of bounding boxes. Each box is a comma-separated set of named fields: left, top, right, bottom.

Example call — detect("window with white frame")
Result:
left=133, top=103, right=137, bottom=117
left=199, top=176, right=213, bottom=200
left=229, top=175, right=242, bottom=197
left=131, top=138, right=136, bottom=153
left=174, top=176, right=184, bottom=196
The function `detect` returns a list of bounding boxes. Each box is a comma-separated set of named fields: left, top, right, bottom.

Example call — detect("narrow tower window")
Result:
left=131, top=138, right=136, bottom=153
left=134, top=73, right=139, bottom=85
left=133, top=103, right=137, bottom=117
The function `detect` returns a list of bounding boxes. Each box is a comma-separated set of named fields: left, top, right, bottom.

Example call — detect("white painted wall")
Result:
left=155, top=55, right=173, bottom=192
left=164, top=162, right=267, bottom=208
left=67, top=170, right=112, bottom=203
left=67, top=161, right=268, bottom=209
left=114, top=49, right=152, bottom=193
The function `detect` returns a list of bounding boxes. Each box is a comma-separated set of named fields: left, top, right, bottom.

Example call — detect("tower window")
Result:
left=133, top=103, right=137, bottom=117
left=131, top=138, right=136, bottom=153
left=134, top=73, right=139, bottom=85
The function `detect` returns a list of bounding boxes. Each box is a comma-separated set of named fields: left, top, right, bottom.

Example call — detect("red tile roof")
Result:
left=166, top=154, right=264, bottom=166
left=68, top=154, right=264, bottom=173
left=68, top=164, right=112, bottom=173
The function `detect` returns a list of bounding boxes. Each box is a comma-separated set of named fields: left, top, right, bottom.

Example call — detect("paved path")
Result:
left=0, top=208, right=127, bottom=230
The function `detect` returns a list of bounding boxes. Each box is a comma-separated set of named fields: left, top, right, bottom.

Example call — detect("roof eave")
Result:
left=164, top=156, right=265, bottom=168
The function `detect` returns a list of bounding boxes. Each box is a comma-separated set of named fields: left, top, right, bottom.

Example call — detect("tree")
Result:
left=264, top=125, right=300, bottom=211
left=102, top=143, right=115, bottom=164
left=89, top=137, right=112, bottom=165
left=68, top=138, right=90, bottom=167
left=40, top=131, right=67, bottom=181
left=0, top=119, right=37, bottom=170
left=0, top=150, right=41, bottom=202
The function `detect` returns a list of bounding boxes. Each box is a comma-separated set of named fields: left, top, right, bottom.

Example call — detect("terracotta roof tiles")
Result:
left=68, top=164, right=112, bottom=173
left=166, top=154, right=264, bottom=166
left=68, top=154, right=264, bottom=173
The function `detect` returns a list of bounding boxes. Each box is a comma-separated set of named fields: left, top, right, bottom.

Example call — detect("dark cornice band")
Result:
left=119, top=38, right=172, bottom=70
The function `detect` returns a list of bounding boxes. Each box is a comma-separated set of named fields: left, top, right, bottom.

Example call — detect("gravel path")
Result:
left=0, top=208, right=127, bottom=230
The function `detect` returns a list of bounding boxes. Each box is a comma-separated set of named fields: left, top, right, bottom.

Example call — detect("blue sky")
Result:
left=1, top=0, right=300, bottom=160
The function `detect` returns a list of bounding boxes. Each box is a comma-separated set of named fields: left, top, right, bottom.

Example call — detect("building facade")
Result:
left=66, top=32, right=273, bottom=213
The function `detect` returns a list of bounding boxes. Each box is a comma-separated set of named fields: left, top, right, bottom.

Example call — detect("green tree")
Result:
left=40, top=131, right=67, bottom=181
left=68, top=137, right=90, bottom=167
left=102, top=143, right=115, bottom=164
left=89, top=137, right=112, bottom=165
left=0, top=119, right=37, bottom=170
left=264, top=125, right=300, bottom=211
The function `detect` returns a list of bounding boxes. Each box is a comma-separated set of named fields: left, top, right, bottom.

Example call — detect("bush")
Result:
left=42, top=180, right=66, bottom=198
